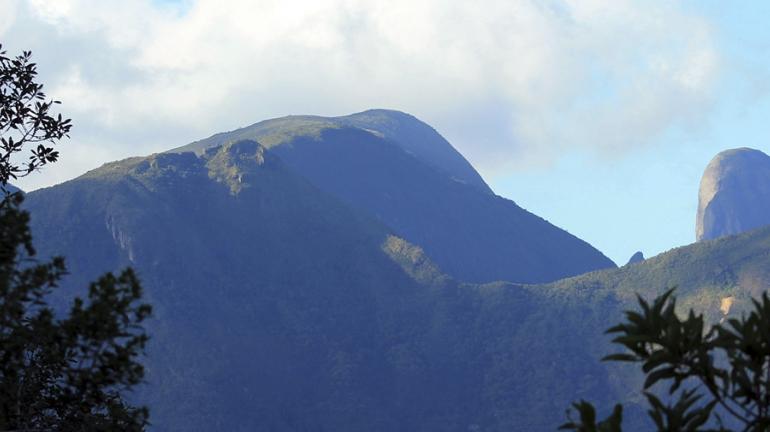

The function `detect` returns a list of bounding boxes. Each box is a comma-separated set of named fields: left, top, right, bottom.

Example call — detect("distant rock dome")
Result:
left=626, top=251, right=644, bottom=265
left=696, top=148, right=770, bottom=241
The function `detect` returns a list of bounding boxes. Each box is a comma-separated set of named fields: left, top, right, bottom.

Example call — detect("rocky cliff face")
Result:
left=697, top=148, right=770, bottom=241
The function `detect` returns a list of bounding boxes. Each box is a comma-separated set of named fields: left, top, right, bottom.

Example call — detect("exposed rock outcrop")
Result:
left=696, top=148, right=770, bottom=241
left=626, top=251, right=644, bottom=265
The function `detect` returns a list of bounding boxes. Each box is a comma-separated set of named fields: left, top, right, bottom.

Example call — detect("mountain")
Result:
left=178, top=110, right=491, bottom=193
left=172, top=109, right=615, bottom=284
left=528, top=221, right=770, bottom=428
left=551, top=223, right=770, bottom=324
left=696, top=147, right=770, bottom=241
left=23, top=138, right=770, bottom=430
left=625, top=251, right=644, bottom=265
left=25, top=142, right=441, bottom=430
left=24, top=140, right=622, bottom=431
left=2, top=183, right=22, bottom=194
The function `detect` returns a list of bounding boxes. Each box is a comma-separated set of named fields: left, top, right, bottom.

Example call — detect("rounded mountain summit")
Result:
left=697, top=147, right=770, bottom=241
left=173, top=109, right=616, bottom=283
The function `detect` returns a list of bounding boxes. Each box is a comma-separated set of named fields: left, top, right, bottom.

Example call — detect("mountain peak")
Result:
left=337, top=110, right=491, bottom=192
left=351, top=108, right=412, bottom=117
left=172, top=109, right=492, bottom=193
left=625, top=251, right=644, bottom=265
left=166, top=110, right=614, bottom=283
left=697, top=147, right=770, bottom=241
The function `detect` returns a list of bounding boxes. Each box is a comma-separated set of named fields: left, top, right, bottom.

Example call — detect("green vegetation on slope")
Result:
left=24, top=141, right=624, bottom=431
left=23, top=136, right=770, bottom=431
left=547, top=224, right=770, bottom=322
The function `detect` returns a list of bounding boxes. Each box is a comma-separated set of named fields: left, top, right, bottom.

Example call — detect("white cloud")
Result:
left=4, top=0, right=720, bottom=189
left=0, top=1, right=19, bottom=36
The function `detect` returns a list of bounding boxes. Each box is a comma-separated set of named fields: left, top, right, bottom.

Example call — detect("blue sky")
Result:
left=494, top=1, right=770, bottom=263
left=1, top=0, right=769, bottom=264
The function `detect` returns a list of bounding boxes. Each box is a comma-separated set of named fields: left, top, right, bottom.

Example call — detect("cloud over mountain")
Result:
left=2, top=0, right=719, bottom=189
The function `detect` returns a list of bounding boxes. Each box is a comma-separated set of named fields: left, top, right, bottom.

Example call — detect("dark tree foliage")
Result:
left=561, top=289, right=770, bottom=432
left=0, top=44, right=151, bottom=431
left=0, top=43, right=70, bottom=187
left=0, top=195, right=151, bottom=431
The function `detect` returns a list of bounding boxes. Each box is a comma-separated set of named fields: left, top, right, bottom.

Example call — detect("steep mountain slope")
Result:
left=179, top=109, right=491, bottom=193
left=697, top=147, right=770, bottom=241
left=173, top=110, right=615, bottom=283
left=26, top=142, right=606, bottom=431
left=23, top=140, right=770, bottom=431
left=25, top=142, right=443, bottom=430
left=24, top=141, right=622, bottom=431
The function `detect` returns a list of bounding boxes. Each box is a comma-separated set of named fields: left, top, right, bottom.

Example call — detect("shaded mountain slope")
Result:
left=27, top=142, right=444, bottom=430
left=697, top=147, right=770, bottom=241
left=24, top=141, right=623, bottom=431
left=178, top=109, right=490, bottom=193
left=22, top=140, right=770, bottom=430
left=173, top=110, right=615, bottom=283
left=3, top=184, right=21, bottom=194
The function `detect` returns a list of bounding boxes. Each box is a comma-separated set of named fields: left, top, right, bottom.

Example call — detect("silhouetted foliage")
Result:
left=0, top=45, right=150, bottom=431
left=0, top=43, right=70, bottom=188
left=561, top=288, right=770, bottom=431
